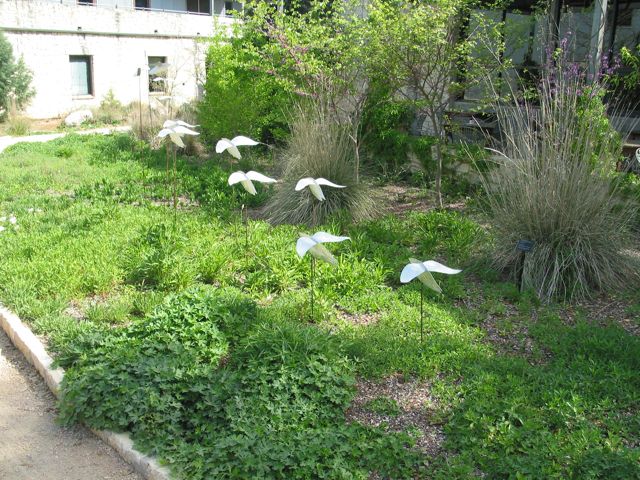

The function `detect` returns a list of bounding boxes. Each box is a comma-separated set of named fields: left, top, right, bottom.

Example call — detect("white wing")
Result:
left=149, top=63, right=168, bottom=75
left=175, top=120, right=198, bottom=128
left=295, top=177, right=316, bottom=191
left=423, top=260, right=462, bottom=275
left=152, top=77, right=166, bottom=82
left=315, top=178, right=346, bottom=189
left=400, top=263, right=426, bottom=283
left=228, top=171, right=248, bottom=186
left=172, top=125, right=199, bottom=136
left=157, top=128, right=172, bottom=138
left=169, top=132, right=185, bottom=148
left=163, top=120, right=177, bottom=128
left=216, top=138, right=233, bottom=153
left=246, top=171, right=277, bottom=183
left=310, top=231, right=350, bottom=244
left=216, top=138, right=241, bottom=159
left=296, top=236, right=317, bottom=258
left=309, top=243, right=338, bottom=265
left=230, top=136, right=260, bottom=147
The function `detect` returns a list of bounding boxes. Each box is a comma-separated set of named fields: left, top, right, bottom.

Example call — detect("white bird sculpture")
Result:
left=149, top=63, right=169, bottom=76
left=295, top=177, right=345, bottom=202
left=296, top=231, right=350, bottom=265
left=400, top=258, right=461, bottom=342
left=400, top=258, right=461, bottom=294
left=157, top=120, right=199, bottom=148
left=216, top=136, right=260, bottom=159
left=228, top=170, right=277, bottom=195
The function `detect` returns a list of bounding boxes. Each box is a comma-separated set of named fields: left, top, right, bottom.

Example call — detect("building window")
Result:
left=77, top=0, right=95, bottom=5
left=135, top=0, right=150, bottom=9
left=70, top=55, right=93, bottom=97
left=148, top=56, right=167, bottom=93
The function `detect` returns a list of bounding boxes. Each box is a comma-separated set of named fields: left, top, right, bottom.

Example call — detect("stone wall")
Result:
left=0, top=0, right=234, bottom=119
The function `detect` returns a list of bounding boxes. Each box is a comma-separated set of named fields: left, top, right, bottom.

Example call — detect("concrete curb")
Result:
left=0, top=305, right=171, bottom=480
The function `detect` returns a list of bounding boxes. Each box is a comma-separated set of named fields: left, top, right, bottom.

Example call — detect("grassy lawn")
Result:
left=0, top=133, right=638, bottom=479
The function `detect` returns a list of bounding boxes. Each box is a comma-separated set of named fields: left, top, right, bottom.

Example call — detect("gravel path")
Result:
left=0, top=329, right=142, bottom=480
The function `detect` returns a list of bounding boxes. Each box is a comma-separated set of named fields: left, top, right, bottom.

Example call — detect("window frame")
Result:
left=148, top=56, right=168, bottom=94
left=69, top=55, right=94, bottom=98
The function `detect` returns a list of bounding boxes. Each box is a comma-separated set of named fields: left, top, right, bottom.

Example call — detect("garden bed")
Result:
left=0, top=134, right=638, bottom=479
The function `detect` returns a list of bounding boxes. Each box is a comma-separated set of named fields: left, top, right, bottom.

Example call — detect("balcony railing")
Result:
left=38, top=0, right=221, bottom=16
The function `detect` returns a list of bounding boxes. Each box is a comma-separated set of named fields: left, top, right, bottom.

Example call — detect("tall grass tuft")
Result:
left=481, top=54, right=639, bottom=302
left=267, top=100, right=376, bottom=226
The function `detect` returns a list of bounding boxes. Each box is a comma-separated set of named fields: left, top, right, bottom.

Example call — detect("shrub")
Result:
left=481, top=53, right=639, bottom=301
left=198, top=32, right=291, bottom=145
left=0, top=30, right=34, bottom=118
left=5, top=112, right=30, bottom=136
left=266, top=100, right=376, bottom=225
left=93, top=90, right=128, bottom=125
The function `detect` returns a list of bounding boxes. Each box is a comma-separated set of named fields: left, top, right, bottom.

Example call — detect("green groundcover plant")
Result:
left=0, top=134, right=638, bottom=479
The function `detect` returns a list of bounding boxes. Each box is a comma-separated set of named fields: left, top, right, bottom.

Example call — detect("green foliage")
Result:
left=267, top=100, right=376, bottom=225
left=0, top=30, right=35, bottom=117
left=1, top=133, right=639, bottom=479
left=199, top=30, right=291, bottom=144
left=5, top=114, right=30, bottom=136
left=93, top=90, right=128, bottom=125
left=481, top=54, right=639, bottom=301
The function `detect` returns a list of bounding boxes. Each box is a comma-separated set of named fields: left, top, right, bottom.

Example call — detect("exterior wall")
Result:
left=0, top=0, right=234, bottom=119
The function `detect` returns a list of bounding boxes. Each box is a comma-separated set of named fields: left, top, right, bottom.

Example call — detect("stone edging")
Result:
left=0, top=305, right=171, bottom=480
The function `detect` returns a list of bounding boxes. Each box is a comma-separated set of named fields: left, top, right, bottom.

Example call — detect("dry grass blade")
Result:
left=481, top=56, right=640, bottom=301
left=267, top=99, right=375, bottom=226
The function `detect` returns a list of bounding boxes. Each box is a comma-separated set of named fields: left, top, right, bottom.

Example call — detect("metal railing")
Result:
left=36, top=0, right=216, bottom=16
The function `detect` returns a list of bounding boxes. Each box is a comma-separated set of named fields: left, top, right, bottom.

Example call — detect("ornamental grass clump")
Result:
left=267, top=100, right=375, bottom=226
left=481, top=54, right=639, bottom=302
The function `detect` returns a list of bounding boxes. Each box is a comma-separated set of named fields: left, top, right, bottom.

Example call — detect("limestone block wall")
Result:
left=0, top=0, right=234, bottom=119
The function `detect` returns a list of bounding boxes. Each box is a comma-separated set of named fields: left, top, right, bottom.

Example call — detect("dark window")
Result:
left=77, top=0, right=95, bottom=5
left=69, top=55, right=93, bottom=96
left=135, top=0, right=150, bottom=9
left=148, top=56, right=168, bottom=93
left=187, top=0, right=211, bottom=14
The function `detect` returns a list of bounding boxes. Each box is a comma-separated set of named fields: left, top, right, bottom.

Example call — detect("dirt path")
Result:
left=0, top=126, right=132, bottom=154
left=0, top=329, right=142, bottom=480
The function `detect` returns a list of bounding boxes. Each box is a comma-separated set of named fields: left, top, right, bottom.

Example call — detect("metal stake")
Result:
left=420, top=284, right=424, bottom=343
left=310, top=256, right=316, bottom=321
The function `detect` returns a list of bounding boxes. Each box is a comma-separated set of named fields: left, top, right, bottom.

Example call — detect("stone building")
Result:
left=0, top=0, right=240, bottom=119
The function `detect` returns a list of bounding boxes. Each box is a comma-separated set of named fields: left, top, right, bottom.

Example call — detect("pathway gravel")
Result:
left=0, top=329, right=142, bottom=480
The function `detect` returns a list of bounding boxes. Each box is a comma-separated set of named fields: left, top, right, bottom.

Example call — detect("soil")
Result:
left=0, top=329, right=142, bottom=480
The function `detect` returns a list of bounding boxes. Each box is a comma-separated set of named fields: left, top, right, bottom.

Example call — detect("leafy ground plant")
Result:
left=0, top=133, right=638, bottom=479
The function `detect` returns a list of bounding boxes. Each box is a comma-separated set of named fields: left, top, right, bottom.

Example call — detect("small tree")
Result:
left=0, top=30, right=34, bottom=118
left=366, top=0, right=497, bottom=207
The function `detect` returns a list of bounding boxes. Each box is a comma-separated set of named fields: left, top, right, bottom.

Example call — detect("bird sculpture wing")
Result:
left=175, top=120, right=198, bottom=128
left=216, top=138, right=241, bottom=159
left=149, top=63, right=168, bottom=75
left=296, top=235, right=317, bottom=258
left=172, top=125, right=199, bottom=136
left=400, top=259, right=442, bottom=293
left=169, top=132, right=185, bottom=148
left=310, top=232, right=350, bottom=244
left=423, top=260, right=462, bottom=275
left=228, top=171, right=248, bottom=186
left=295, top=177, right=316, bottom=191
left=230, top=136, right=260, bottom=147
left=308, top=243, right=338, bottom=265
left=246, top=171, right=277, bottom=183
left=157, top=128, right=172, bottom=138
left=315, top=178, right=346, bottom=189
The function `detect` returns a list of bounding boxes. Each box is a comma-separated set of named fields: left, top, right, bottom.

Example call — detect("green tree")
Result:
left=366, top=0, right=499, bottom=207
left=0, top=30, right=35, bottom=117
